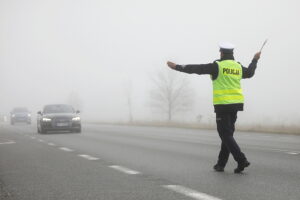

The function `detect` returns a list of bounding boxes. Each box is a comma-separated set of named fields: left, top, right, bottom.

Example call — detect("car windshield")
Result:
left=43, top=105, right=74, bottom=114
left=12, top=108, right=29, bottom=113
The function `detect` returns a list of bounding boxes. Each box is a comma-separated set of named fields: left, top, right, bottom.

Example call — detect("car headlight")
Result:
left=72, top=117, right=81, bottom=121
left=42, top=118, right=51, bottom=122
left=28, top=114, right=31, bottom=117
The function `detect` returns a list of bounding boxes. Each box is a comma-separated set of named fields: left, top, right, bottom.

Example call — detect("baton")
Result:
left=260, top=39, right=268, bottom=52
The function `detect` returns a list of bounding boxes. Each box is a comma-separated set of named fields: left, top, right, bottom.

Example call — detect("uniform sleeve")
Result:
left=175, top=63, right=218, bottom=77
left=242, top=59, right=258, bottom=79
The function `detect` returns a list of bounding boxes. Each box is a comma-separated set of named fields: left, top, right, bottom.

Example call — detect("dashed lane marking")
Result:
left=286, top=152, right=300, bottom=155
left=78, top=154, right=100, bottom=161
left=31, top=137, right=36, bottom=139
left=109, top=165, right=141, bottom=175
left=0, top=140, right=16, bottom=145
left=163, top=185, right=222, bottom=200
left=59, top=147, right=73, bottom=152
left=47, top=143, right=56, bottom=146
left=38, top=139, right=45, bottom=143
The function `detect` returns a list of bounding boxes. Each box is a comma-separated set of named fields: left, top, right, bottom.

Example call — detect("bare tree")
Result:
left=149, top=69, right=194, bottom=121
left=123, top=80, right=133, bottom=123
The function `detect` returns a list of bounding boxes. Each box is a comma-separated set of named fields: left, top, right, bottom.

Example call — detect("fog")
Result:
left=1, top=0, right=299, bottom=129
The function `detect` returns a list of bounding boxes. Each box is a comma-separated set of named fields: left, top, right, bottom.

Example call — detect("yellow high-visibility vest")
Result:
left=213, top=60, right=244, bottom=105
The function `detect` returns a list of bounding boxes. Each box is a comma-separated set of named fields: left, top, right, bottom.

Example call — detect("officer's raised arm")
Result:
left=242, top=51, right=262, bottom=79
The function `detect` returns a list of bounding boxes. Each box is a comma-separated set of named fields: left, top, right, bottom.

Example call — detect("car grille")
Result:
left=52, top=117, right=72, bottom=127
left=53, top=117, right=71, bottom=123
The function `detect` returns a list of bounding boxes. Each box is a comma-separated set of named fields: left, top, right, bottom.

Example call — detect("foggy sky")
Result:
left=1, top=0, right=299, bottom=125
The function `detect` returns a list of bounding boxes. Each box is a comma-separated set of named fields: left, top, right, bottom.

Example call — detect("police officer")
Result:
left=167, top=42, right=261, bottom=173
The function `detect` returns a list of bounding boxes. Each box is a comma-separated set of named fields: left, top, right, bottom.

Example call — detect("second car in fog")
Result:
left=10, top=107, right=31, bottom=125
left=37, top=104, right=81, bottom=134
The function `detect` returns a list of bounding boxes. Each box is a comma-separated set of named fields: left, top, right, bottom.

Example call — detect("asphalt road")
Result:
left=0, top=123, right=299, bottom=200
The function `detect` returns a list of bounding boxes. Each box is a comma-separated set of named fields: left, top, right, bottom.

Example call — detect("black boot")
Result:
left=213, top=164, right=224, bottom=172
left=234, top=160, right=250, bottom=173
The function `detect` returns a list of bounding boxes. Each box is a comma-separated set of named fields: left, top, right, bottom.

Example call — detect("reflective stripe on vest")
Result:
left=213, top=60, right=244, bottom=105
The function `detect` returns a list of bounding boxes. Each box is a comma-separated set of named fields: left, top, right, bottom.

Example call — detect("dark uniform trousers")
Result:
left=216, top=111, right=246, bottom=167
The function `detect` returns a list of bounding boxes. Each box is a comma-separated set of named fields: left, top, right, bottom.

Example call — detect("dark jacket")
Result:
left=174, top=54, right=258, bottom=113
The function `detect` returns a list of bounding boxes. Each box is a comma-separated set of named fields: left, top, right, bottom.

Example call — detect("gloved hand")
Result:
left=167, top=61, right=177, bottom=69
left=254, top=52, right=261, bottom=60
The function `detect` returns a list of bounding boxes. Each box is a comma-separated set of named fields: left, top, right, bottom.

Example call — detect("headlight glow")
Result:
left=42, top=118, right=51, bottom=122
left=72, top=117, right=81, bottom=121
left=28, top=114, right=31, bottom=117
left=12, top=114, right=15, bottom=117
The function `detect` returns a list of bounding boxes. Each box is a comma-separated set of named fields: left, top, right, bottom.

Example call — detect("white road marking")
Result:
left=286, top=152, right=300, bottom=155
left=47, top=143, right=56, bottom=146
left=134, top=134, right=299, bottom=156
left=31, top=137, right=36, bottom=139
left=78, top=154, right=100, bottom=161
left=163, top=185, right=222, bottom=200
left=109, top=165, right=141, bottom=175
left=38, top=139, right=45, bottom=142
left=59, top=147, right=73, bottom=152
left=244, top=146, right=300, bottom=154
left=0, top=140, right=16, bottom=145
